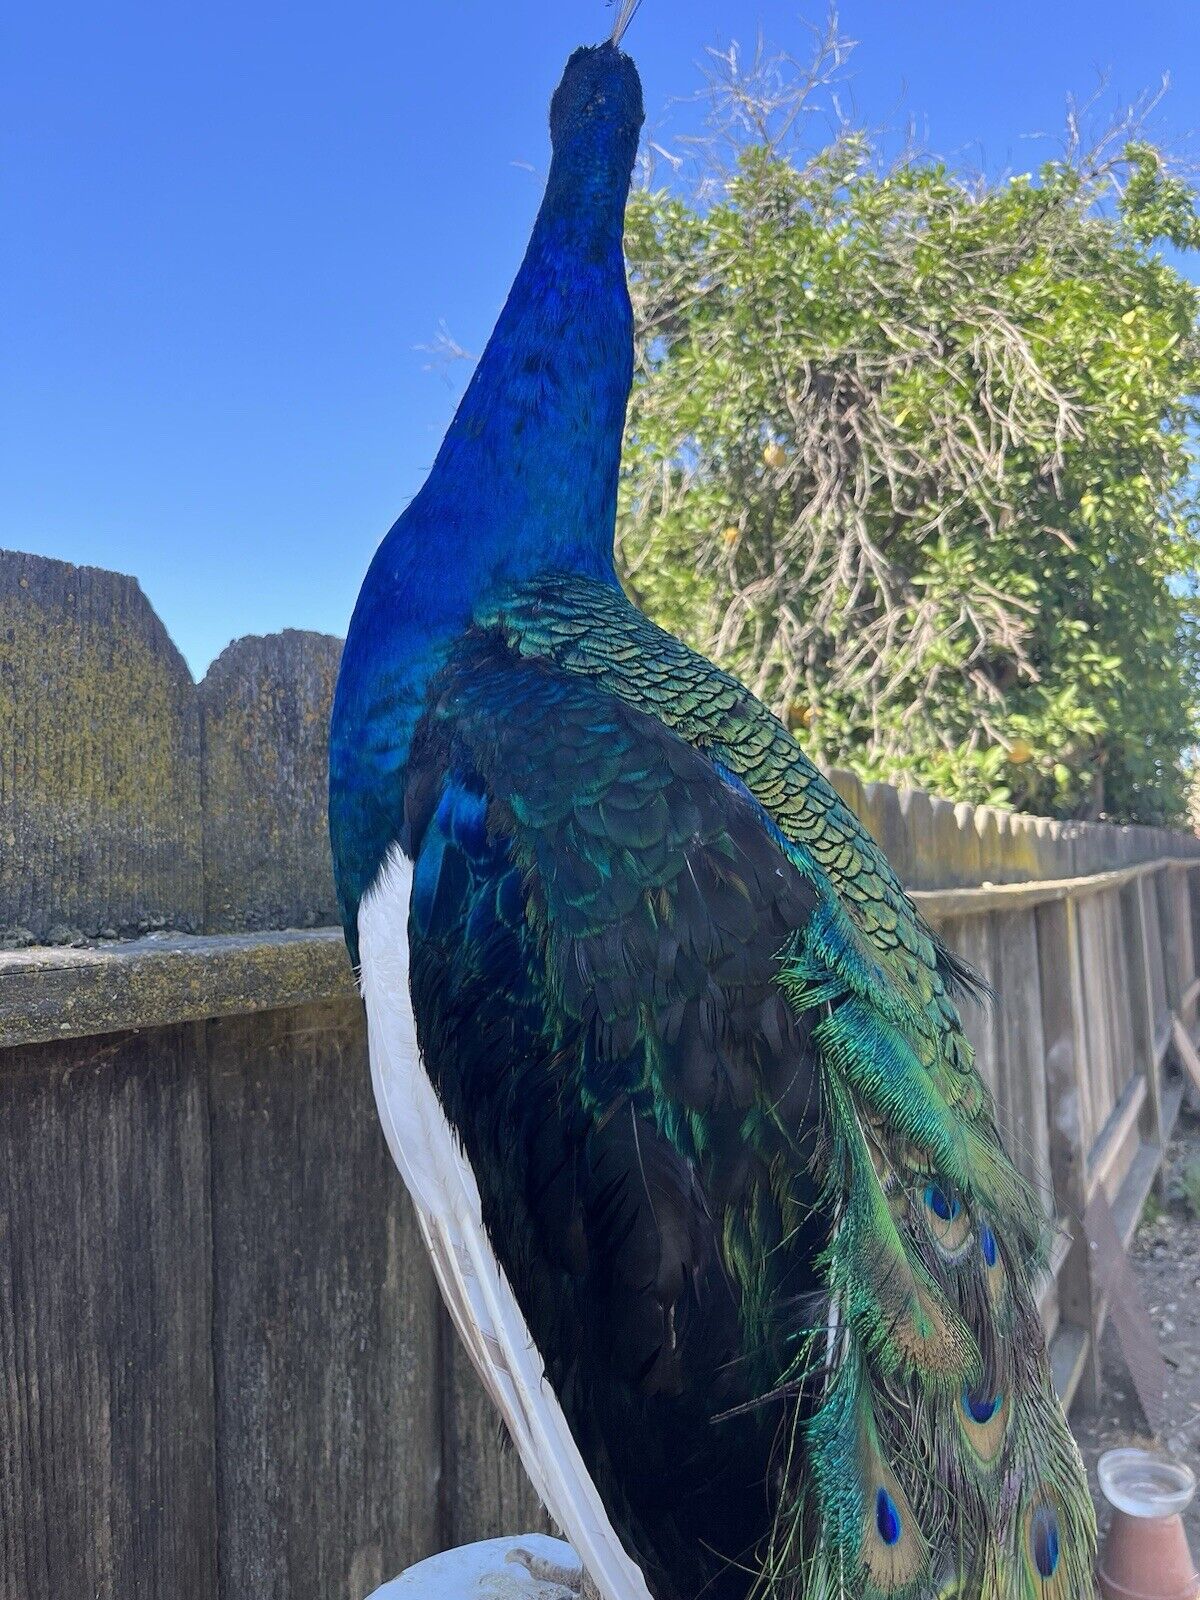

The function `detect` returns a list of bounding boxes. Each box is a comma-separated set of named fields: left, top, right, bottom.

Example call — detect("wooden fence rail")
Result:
left=1, top=550, right=1198, bottom=1600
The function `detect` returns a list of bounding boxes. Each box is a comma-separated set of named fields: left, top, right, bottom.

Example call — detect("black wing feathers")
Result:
left=404, top=634, right=826, bottom=1600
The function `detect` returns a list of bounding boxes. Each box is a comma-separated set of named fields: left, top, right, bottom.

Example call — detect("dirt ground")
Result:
left=1071, top=1103, right=1200, bottom=1553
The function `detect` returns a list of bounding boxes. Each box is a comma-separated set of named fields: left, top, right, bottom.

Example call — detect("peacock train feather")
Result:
left=329, top=19, right=1096, bottom=1600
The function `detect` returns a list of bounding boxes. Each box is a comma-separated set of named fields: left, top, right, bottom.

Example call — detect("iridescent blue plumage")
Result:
left=330, top=44, right=640, bottom=951
left=964, top=1387, right=1002, bottom=1426
left=330, top=30, right=1095, bottom=1600
left=876, top=1489, right=903, bottom=1546
left=1032, top=1505, right=1062, bottom=1576
left=980, top=1222, right=999, bottom=1268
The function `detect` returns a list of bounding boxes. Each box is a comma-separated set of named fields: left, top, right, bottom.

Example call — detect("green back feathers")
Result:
left=484, top=574, right=1095, bottom=1598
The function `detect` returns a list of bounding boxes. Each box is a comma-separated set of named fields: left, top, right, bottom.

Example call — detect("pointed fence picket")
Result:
left=1, top=548, right=1198, bottom=1600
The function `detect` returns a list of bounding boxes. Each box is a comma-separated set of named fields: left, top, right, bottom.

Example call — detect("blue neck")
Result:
left=415, top=159, right=634, bottom=587
left=348, top=120, right=634, bottom=663
left=330, top=85, right=637, bottom=933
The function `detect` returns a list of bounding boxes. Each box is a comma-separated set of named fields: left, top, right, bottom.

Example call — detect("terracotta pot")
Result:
left=1097, top=1449, right=1199, bottom=1600
left=1098, top=1508, right=1199, bottom=1600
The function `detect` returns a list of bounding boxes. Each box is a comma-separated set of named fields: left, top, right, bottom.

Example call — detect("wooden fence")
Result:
left=1, top=549, right=1198, bottom=1600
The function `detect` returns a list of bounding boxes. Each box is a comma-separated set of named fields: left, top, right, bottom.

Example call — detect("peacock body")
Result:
left=329, top=28, right=1095, bottom=1600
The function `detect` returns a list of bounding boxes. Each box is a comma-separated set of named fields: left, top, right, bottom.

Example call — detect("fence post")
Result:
left=1170, top=865, right=1198, bottom=1029
left=1036, top=894, right=1100, bottom=1409
left=1154, top=866, right=1184, bottom=1019
left=1128, top=876, right=1168, bottom=1200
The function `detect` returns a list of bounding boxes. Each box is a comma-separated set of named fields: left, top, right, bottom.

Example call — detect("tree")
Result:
left=617, top=21, right=1200, bottom=824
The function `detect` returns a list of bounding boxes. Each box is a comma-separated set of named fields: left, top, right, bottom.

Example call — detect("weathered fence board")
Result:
left=1156, top=867, right=1185, bottom=1017
left=1141, top=873, right=1170, bottom=1032
left=206, top=1001, right=442, bottom=1600
left=200, top=632, right=342, bottom=934
left=0, top=552, right=203, bottom=943
left=1036, top=897, right=1101, bottom=1405
left=1078, top=895, right=1117, bottom=1144
left=994, top=909, right=1054, bottom=1216
left=443, top=1337, right=555, bottom=1548
left=1170, top=867, right=1196, bottom=1018
left=0, top=1025, right=219, bottom=1600
left=4, top=547, right=1200, bottom=1600
left=0, top=928, right=353, bottom=1050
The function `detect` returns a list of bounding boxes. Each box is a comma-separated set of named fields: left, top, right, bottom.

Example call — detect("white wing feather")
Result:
left=358, top=849, right=654, bottom=1600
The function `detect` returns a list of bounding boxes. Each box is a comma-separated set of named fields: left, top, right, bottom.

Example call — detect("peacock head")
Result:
left=548, top=41, right=644, bottom=206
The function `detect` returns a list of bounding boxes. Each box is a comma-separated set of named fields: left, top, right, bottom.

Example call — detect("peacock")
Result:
left=328, top=9, right=1096, bottom=1599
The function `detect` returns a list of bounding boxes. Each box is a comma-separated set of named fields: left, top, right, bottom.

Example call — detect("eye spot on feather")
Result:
left=978, top=1219, right=1010, bottom=1311
left=924, top=1183, right=958, bottom=1222
left=922, top=1179, right=972, bottom=1254
left=963, top=1385, right=1000, bottom=1424
left=980, top=1223, right=998, bottom=1267
left=875, top=1487, right=902, bottom=1546
left=959, top=1380, right=1008, bottom=1463
left=1030, top=1504, right=1060, bottom=1576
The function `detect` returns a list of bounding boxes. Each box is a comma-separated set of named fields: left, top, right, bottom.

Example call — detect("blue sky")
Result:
left=4, top=0, right=1197, bottom=675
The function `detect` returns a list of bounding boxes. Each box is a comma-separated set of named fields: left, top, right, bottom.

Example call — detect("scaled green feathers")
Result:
left=482, top=572, right=1096, bottom=1599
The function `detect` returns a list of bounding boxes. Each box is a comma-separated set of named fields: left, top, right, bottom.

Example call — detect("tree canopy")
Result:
left=616, top=28, right=1200, bottom=824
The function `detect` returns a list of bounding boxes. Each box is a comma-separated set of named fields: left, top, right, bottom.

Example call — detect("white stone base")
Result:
left=367, top=1535, right=583, bottom=1600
